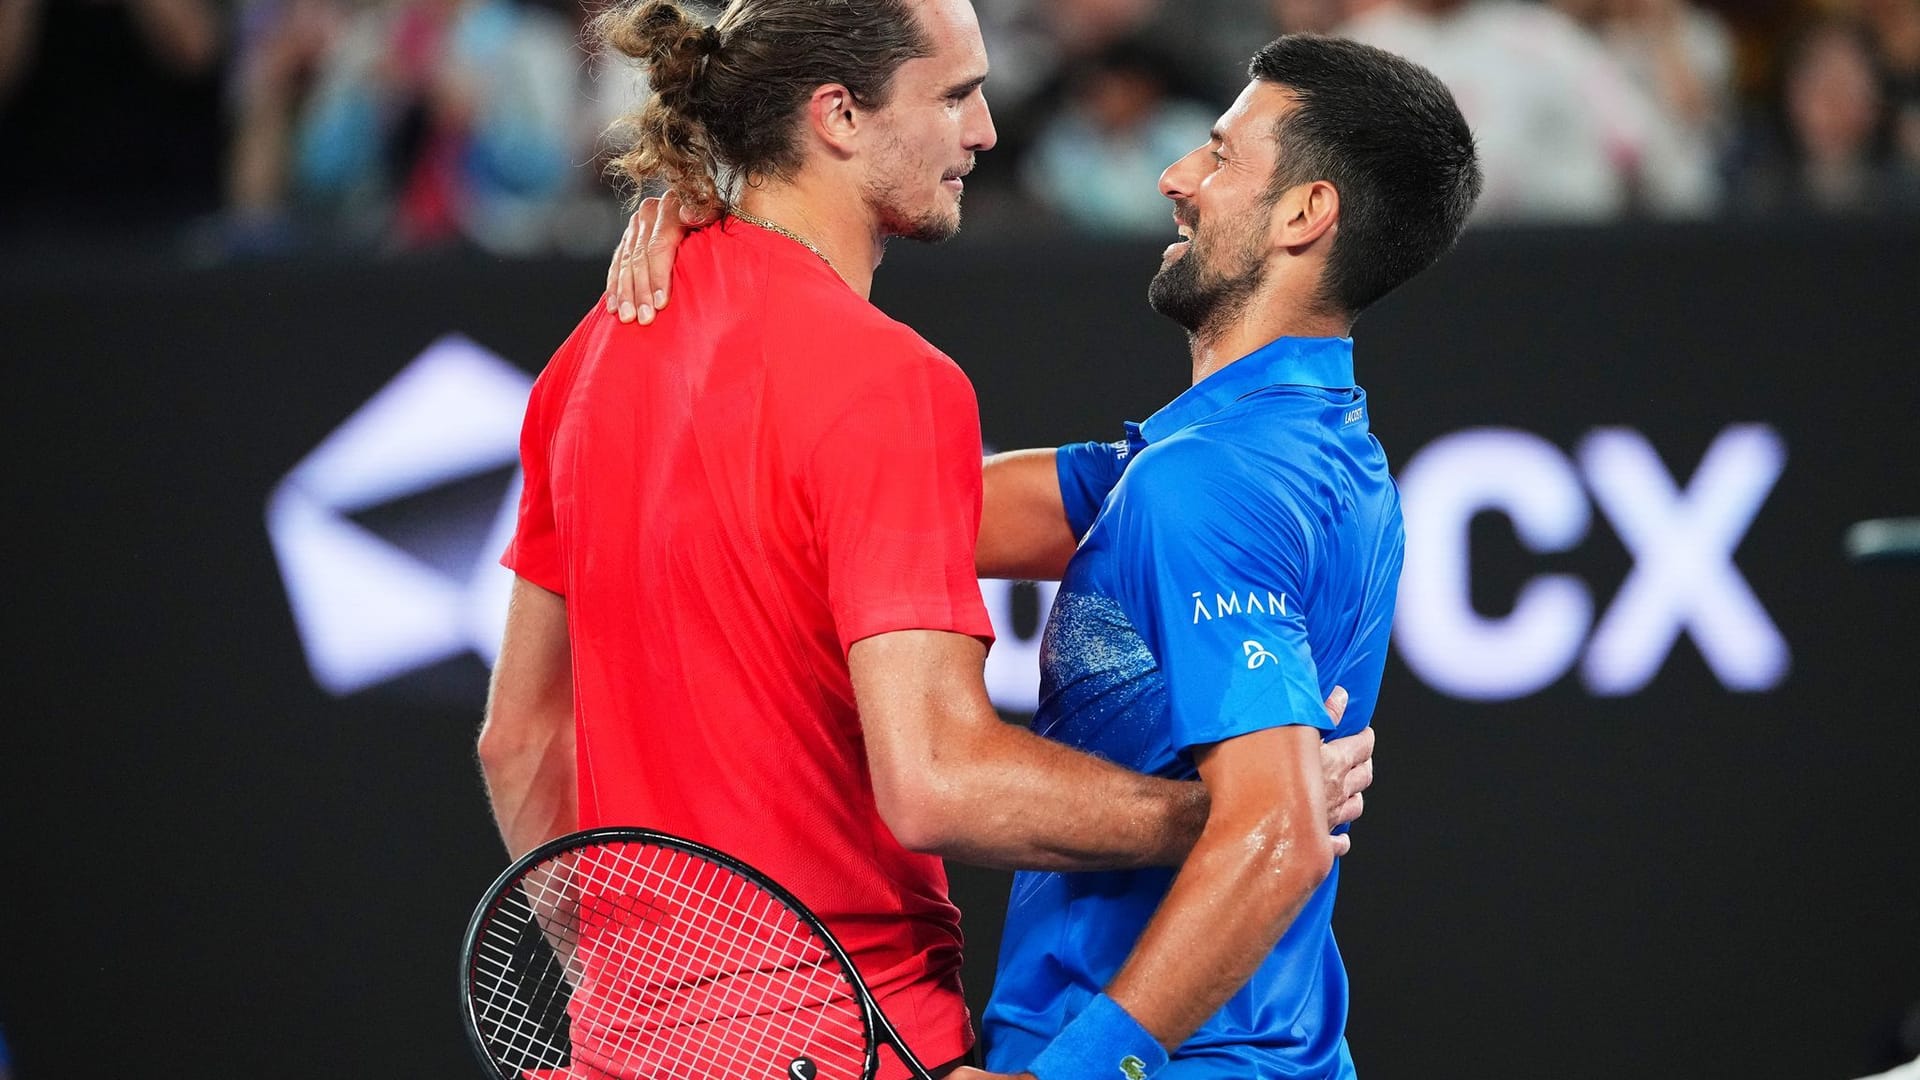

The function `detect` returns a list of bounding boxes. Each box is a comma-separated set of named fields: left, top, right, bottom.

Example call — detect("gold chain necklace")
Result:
left=729, top=208, right=835, bottom=272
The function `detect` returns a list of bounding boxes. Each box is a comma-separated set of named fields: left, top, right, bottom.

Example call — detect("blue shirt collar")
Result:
left=1139, top=336, right=1355, bottom=444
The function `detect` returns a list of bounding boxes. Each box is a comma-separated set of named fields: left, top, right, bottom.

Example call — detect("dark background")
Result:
left=2, top=222, right=1917, bottom=1079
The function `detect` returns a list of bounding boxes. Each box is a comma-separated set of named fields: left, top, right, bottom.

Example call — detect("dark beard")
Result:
left=1148, top=239, right=1266, bottom=336
left=1147, top=199, right=1272, bottom=336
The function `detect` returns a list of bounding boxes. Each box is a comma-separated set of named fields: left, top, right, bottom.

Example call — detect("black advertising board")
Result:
left=1, top=222, right=1916, bottom=1079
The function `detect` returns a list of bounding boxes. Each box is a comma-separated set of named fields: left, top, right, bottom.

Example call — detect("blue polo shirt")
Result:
left=981, top=336, right=1404, bottom=1080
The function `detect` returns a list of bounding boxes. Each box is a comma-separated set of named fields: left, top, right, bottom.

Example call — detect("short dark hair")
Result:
left=1249, top=35, right=1482, bottom=318
left=594, top=0, right=934, bottom=217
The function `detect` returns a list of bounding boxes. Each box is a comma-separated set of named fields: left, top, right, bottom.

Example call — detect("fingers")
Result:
left=610, top=202, right=652, bottom=322
left=1321, top=684, right=1349, bottom=724
left=606, top=207, right=640, bottom=311
left=1342, top=757, right=1374, bottom=800
left=644, top=190, right=688, bottom=314
left=1321, top=718, right=1373, bottom=836
left=618, top=207, right=641, bottom=322
left=609, top=191, right=700, bottom=326
left=677, top=188, right=709, bottom=226
left=1335, top=725, right=1374, bottom=800
left=1331, top=791, right=1364, bottom=831
left=624, top=197, right=662, bottom=324
left=1321, top=722, right=1374, bottom=776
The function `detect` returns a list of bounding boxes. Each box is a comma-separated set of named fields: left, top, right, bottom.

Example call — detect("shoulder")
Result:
left=767, top=284, right=975, bottom=414
left=531, top=304, right=609, bottom=400
left=1114, top=431, right=1291, bottom=534
left=1131, top=391, right=1321, bottom=487
left=773, top=279, right=947, bottom=365
left=1118, top=406, right=1351, bottom=540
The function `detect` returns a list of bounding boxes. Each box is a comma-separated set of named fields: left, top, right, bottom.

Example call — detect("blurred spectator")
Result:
left=1132, top=0, right=1286, bottom=102
left=549, top=31, right=652, bottom=253
left=0, top=1021, right=12, bottom=1080
left=978, top=0, right=1162, bottom=120
left=0, top=0, right=225, bottom=238
left=1338, top=0, right=1722, bottom=220
left=1269, top=0, right=1349, bottom=34
left=1021, top=40, right=1216, bottom=236
left=979, top=0, right=1306, bottom=122
left=220, top=0, right=578, bottom=255
left=1854, top=0, right=1920, bottom=171
left=223, top=0, right=344, bottom=250
left=975, top=0, right=1305, bottom=207
left=1739, top=16, right=1920, bottom=214
left=1557, top=0, right=1738, bottom=174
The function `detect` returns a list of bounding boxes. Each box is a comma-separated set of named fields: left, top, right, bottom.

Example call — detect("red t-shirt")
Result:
left=504, top=220, right=993, bottom=1074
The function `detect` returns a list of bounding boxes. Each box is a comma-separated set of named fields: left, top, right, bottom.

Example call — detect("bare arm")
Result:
left=852, top=628, right=1207, bottom=871
left=979, top=449, right=1079, bottom=581
left=851, top=629, right=1368, bottom=870
left=952, top=726, right=1338, bottom=1080
left=1104, top=725, right=1335, bottom=1048
left=477, top=577, right=576, bottom=860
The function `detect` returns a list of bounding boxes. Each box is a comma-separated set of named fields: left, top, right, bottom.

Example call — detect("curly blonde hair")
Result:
left=593, top=0, right=933, bottom=220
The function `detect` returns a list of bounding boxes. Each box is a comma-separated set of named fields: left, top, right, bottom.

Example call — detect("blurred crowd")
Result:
left=2, top=0, right=1917, bottom=256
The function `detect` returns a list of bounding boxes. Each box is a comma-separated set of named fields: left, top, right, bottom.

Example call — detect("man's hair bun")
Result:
left=600, top=1, right=714, bottom=116
left=594, top=0, right=933, bottom=220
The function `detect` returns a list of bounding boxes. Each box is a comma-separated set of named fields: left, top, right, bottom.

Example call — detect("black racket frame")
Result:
left=460, top=826, right=938, bottom=1080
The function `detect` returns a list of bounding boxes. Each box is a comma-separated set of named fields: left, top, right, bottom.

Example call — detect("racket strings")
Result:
left=470, top=840, right=871, bottom=1080
left=559, top=857, right=856, bottom=1080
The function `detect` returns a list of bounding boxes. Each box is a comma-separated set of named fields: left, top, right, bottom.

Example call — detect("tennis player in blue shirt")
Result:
left=959, top=36, right=1482, bottom=1080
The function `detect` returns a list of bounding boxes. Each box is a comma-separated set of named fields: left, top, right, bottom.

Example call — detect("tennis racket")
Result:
left=461, top=827, right=944, bottom=1080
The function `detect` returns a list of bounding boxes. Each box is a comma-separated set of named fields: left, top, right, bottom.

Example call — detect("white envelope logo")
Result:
left=266, top=335, right=532, bottom=696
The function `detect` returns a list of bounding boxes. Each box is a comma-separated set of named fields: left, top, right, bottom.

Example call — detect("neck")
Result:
left=736, top=176, right=885, bottom=299
left=1186, top=283, right=1349, bottom=385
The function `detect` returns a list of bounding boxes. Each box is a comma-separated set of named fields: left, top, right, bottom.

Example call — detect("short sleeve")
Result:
left=1055, top=422, right=1145, bottom=538
left=808, top=354, right=994, bottom=655
left=500, top=322, right=585, bottom=595
left=1107, top=441, right=1330, bottom=755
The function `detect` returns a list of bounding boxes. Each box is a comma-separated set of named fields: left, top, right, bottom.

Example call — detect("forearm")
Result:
left=854, top=630, right=1205, bottom=871
left=978, top=449, right=1078, bottom=581
left=479, top=577, right=576, bottom=860
left=1074, top=728, right=1336, bottom=1053
left=477, top=704, right=576, bottom=861
left=913, top=719, right=1208, bottom=871
left=1103, top=812, right=1328, bottom=1047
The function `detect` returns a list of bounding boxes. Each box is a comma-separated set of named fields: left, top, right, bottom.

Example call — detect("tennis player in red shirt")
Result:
left=476, top=1, right=1373, bottom=1076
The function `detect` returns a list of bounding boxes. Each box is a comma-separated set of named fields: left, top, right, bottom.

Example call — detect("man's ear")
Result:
left=806, top=84, right=863, bottom=159
left=1273, top=179, right=1339, bottom=253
